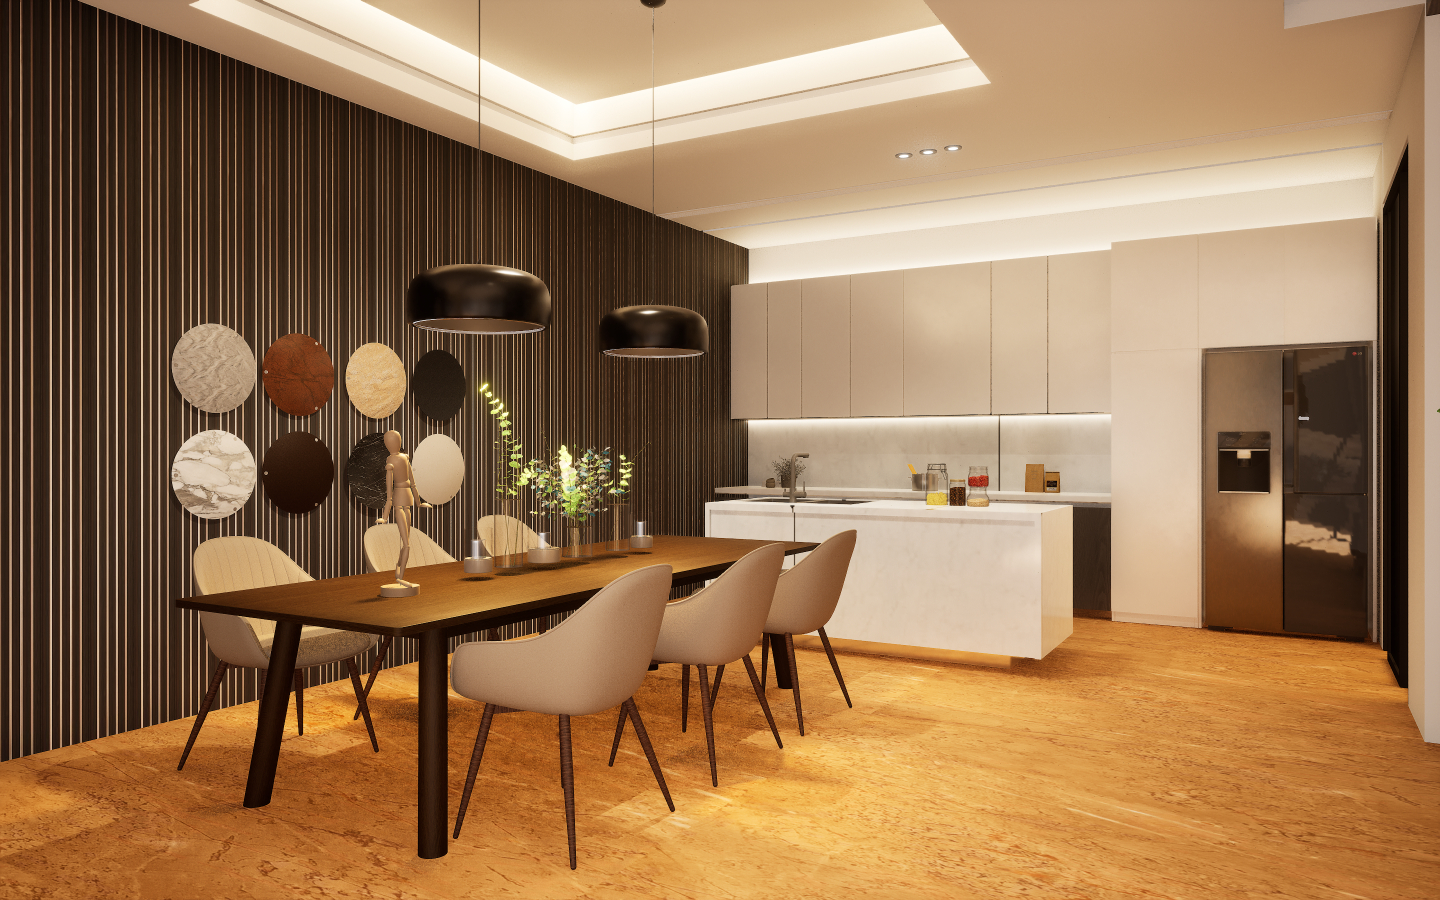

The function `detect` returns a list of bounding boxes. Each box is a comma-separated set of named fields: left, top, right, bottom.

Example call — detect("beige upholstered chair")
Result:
left=476, top=514, right=541, bottom=557
left=620, top=543, right=785, bottom=787
left=450, top=565, right=675, bottom=870
left=178, top=537, right=382, bottom=770
left=355, top=523, right=456, bottom=714
left=760, top=530, right=858, bottom=736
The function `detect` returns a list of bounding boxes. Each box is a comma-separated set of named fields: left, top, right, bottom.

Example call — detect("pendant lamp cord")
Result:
left=478, top=1, right=484, bottom=261
left=649, top=6, right=656, bottom=306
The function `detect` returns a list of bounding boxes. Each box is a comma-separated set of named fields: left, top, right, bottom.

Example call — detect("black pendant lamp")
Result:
left=408, top=3, right=550, bottom=334
left=597, top=0, right=709, bottom=358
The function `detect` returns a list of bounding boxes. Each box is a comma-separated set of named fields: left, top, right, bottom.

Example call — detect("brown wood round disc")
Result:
left=262, top=333, right=335, bottom=416
left=262, top=431, right=334, bottom=514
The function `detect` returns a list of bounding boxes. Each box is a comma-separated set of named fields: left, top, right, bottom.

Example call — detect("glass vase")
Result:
left=606, top=502, right=631, bottom=551
left=564, top=524, right=593, bottom=558
left=966, top=465, right=991, bottom=507
left=492, top=498, right=529, bottom=569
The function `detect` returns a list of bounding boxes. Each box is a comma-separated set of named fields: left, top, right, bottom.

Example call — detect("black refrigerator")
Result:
left=1204, top=346, right=1370, bottom=640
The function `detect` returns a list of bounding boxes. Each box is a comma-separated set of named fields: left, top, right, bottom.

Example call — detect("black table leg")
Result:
left=418, top=629, right=449, bottom=859
left=243, top=621, right=301, bottom=808
left=767, top=632, right=794, bottom=690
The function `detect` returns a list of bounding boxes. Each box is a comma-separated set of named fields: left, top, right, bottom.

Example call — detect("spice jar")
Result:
left=966, top=465, right=990, bottom=507
left=925, top=462, right=949, bottom=506
left=948, top=479, right=966, bottom=506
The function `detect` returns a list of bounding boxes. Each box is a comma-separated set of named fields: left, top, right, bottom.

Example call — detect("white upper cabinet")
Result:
left=1048, top=250, right=1111, bottom=413
left=730, top=284, right=768, bottom=419
left=801, top=276, right=851, bottom=417
left=991, top=256, right=1049, bottom=414
left=766, top=280, right=804, bottom=419
left=903, top=263, right=990, bottom=416
left=850, top=270, right=905, bottom=417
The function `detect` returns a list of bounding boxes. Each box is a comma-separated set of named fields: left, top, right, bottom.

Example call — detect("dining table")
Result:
left=176, top=534, right=818, bottom=859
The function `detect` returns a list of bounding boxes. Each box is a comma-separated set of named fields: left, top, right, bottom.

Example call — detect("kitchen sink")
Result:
left=745, top=497, right=872, bottom=505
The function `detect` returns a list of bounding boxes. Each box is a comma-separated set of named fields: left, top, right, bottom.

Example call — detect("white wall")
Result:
left=749, top=179, right=1374, bottom=283
left=746, top=414, right=1111, bottom=493
left=1110, top=218, right=1377, bottom=629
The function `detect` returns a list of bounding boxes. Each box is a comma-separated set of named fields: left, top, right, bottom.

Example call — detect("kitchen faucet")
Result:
left=787, top=453, right=809, bottom=503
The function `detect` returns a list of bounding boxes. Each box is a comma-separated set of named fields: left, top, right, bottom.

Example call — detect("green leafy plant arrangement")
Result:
left=519, top=445, right=617, bottom=525
left=480, top=382, right=525, bottom=498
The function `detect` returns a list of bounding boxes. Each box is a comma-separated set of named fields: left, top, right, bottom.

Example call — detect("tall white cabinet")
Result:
left=731, top=250, right=1112, bottom=419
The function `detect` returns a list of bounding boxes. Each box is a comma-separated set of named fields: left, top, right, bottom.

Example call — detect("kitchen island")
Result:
left=706, top=498, right=1073, bottom=664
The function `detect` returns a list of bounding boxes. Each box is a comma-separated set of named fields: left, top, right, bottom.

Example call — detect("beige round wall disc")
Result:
left=345, top=343, right=406, bottom=419
left=171, top=324, right=256, bottom=413
left=172, top=430, right=257, bottom=519
left=412, top=433, right=465, bottom=505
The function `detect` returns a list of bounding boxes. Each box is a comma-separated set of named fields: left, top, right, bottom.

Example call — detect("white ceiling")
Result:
left=86, top=0, right=1423, bottom=251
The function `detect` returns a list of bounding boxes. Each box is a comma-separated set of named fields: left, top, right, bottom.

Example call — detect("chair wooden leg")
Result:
left=345, top=658, right=380, bottom=752
left=710, top=664, right=725, bottom=710
left=257, top=669, right=265, bottom=700
left=559, top=714, right=577, bottom=870
left=485, top=628, right=501, bottom=641
left=624, top=698, right=674, bottom=812
left=178, top=661, right=228, bottom=770
left=784, top=633, right=804, bottom=736
left=698, top=664, right=718, bottom=787
left=293, top=671, right=305, bottom=736
left=607, top=703, right=628, bottom=766
left=817, top=626, right=852, bottom=708
left=760, top=636, right=769, bottom=691
left=354, top=635, right=392, bottom=720
left=680, top=663, right=690, bottom=733
left=453, top=703, right=495, bottom=839
left=741, top=653, right=782, bottom=749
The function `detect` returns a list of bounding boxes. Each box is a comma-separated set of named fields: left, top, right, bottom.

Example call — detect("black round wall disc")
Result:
left=413, top=349, right=465, bottom=421
left=262, top=432, right=335, bottom=514
left=345, top=432, right=390, bottom=510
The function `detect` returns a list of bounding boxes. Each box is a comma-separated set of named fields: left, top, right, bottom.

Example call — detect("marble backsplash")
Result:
left=747, top=414, right=1111, bottom=493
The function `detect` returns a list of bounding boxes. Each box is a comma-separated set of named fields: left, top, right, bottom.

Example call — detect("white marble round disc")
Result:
left=172, top=430, right=257, bottom=519
left=345, top=343, right=406, bottom=419
left=412, top=433, right=464, bottom=505
left=171, top=324, right=256, bottom=413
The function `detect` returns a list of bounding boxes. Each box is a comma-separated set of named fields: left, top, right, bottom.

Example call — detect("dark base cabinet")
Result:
left=1074, top=507, right=1112, bottom=613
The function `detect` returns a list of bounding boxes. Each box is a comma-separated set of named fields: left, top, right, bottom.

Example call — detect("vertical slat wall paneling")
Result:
left=800, top=275, right=850, bottom=418
left=903, top=263, right=991, bottom=415
left=730, top=283, right=768, bottom=419
left=766, top=281, right=803, bottom=419
left=849, top=270, right=904, bottom=417
left=1048, top=250, right=1112, bottom=414
left=0, top=1, right=747, bottom=761
left=990, top=256, right=1049, bottom=414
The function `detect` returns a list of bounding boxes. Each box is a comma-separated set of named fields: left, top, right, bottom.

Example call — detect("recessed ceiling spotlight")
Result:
left=945, top=144, right=962, bottom=151
left=895, top=152, right=912, bottom=159
left=919, top=148, right=937, bottom=155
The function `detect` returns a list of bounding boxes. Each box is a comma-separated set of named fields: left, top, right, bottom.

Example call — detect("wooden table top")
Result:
left=176, top=536, right=817, bottom=638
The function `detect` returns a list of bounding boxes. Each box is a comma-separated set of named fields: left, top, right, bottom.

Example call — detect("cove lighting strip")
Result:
left=191, top=0, right=988, bottom=159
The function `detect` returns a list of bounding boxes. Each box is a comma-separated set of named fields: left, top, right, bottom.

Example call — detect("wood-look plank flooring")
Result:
left=0, top=618, right=1435, bottom=899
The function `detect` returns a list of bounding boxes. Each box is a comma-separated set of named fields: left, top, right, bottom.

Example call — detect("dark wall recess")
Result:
left=0, top=0, right=746, bottom=761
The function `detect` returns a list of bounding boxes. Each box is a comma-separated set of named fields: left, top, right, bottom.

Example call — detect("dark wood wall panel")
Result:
left=0, top=1, right=746, bottom=761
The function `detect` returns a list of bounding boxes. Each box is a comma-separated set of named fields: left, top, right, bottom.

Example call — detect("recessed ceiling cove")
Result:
left=413, top=349, right=466, bottom=421
left=263, top=333, right=335, bottom=416
left=262, top=432, right=335, bottom=514
left=345, top=343, right=407, bottom=419
left=171, top=324, right=256, bottom=413
left=171, top=430, right=256, bottom=519
left=412, top=433, right=465, bottom=506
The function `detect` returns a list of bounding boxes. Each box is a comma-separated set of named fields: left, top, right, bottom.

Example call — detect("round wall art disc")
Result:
left=345, top=432, right=390, bottom=510
left=172, top=324, right=256, bottom=413
left=413, top=349, right=465, bottom=421
left=262, top=432, right=334, bottom=513
left=172, top=430, right=257, bottom=519
left=412, top=433, right=465, bottom=505
left=263, top=333, right=335, bottom=416
left=345, top=343, right=406, bottom=419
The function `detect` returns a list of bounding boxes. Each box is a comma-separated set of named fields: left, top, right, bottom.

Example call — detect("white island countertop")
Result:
left=714, top=485, right=1110, bottom=506
left=706, top=498, right=1073, bottom=661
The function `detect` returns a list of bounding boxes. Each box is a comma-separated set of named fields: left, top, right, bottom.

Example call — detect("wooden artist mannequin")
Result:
left=375, top=430, right=430, bottom=597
